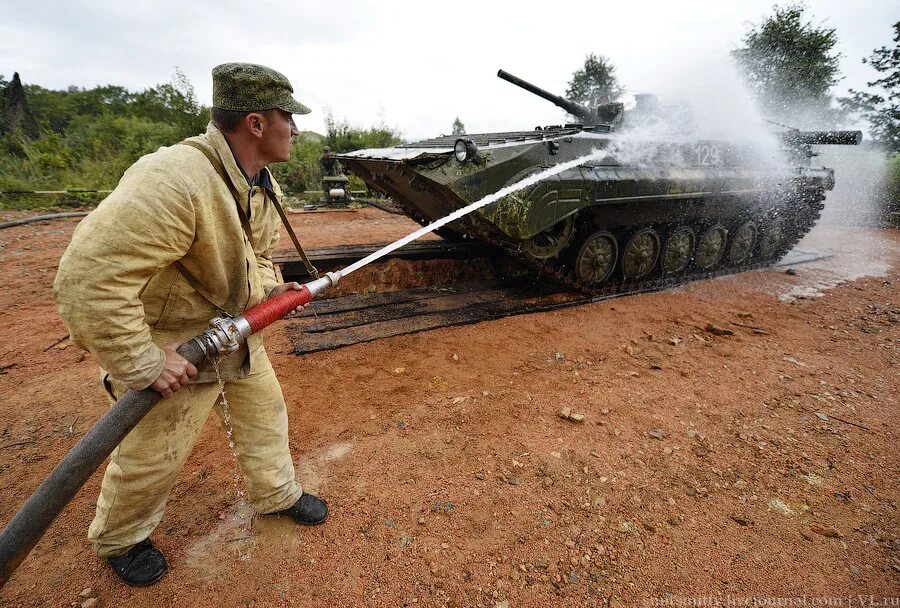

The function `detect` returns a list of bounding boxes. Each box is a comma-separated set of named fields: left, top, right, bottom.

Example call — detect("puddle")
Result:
left=777, top=225, right=897, bottom=302
left=184, top=498, right=258, bottom=578
left=184, top=441, right=353, bottom=577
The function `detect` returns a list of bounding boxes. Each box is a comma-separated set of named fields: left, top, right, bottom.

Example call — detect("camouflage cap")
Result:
left=212, top=63, right=310, bottom=115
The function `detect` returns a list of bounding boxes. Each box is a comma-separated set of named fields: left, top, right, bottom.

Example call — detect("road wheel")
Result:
left=520, top=215, right=575, bottom=259
left=696, top=225, right=728, bottom=270
left=757, top=219, right=783, bottom=260
left=660, top=226, right=695, bottom=275
left=621, top=228, right=660, bottom=280
left=728, top=221, right=757, bottom=265
left=574, top=230, right=618, bottom=285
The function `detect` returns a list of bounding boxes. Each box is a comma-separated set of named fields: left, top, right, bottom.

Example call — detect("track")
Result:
left=283, top=248, right=827, bottom=355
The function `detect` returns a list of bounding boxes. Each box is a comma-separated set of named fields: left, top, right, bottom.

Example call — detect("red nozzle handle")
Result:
left=242, top=285, right=312, bottom=333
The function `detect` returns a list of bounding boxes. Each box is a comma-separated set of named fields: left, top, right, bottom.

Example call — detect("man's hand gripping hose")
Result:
left=0, top=271, right=341, bottom=587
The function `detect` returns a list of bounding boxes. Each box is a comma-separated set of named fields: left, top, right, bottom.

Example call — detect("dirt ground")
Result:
left=0, top=208, right=898, bottom=608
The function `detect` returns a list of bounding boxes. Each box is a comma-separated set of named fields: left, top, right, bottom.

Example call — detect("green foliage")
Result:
left=0, top=71, right=400, bottom=210
left=840, top=22, right=900, bottom=152
left=274, top=115, right=402, bottom=200
left=24, top=68, right=207, bottom=137
left=128, top=69, right=208, bottom=136
left=323, top=114, right=402, bottom=152
left=451, top=116, right=465, bottom=135
left=566, top=54, right=621, bottom=107
left=731, top=4, right=843, bottom=124
left=67, top=115, right=182, bottom=160
left=21, top=133, right=75, bottom=174
left=276, top=138, right=328, bottom=194
left=0, top=148, right=45, bottom=209
left=1, top=70, right=208, bottom=210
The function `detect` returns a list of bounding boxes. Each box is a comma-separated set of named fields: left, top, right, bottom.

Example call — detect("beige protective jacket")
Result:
left=54, top=123, right=285, bottom=389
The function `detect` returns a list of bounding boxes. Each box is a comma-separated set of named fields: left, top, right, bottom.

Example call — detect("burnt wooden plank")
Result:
left=288, top=284, right=586, bottom=354
left=300, top=290, right=511, bottom=333
left=298, top=281, right=503, bottom=316
left=300, top=283, right=576, bottom=332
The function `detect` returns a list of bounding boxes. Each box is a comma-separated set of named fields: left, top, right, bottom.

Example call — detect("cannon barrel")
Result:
left=498, top=69, right=593, bottom=123
left=778, top=130, right=863, bottom=146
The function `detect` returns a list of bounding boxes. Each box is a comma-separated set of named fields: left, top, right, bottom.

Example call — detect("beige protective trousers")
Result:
left=88, top=354, right=302, bottom=558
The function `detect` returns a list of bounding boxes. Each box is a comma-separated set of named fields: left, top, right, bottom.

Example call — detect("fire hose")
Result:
left=0, top=271, right=341, bottom=587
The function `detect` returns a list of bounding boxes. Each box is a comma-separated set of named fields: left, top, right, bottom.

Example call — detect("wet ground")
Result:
left=0, top=208, right=897, bottom=607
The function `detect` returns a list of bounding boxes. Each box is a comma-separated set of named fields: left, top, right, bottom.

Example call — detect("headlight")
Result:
left=454, top=138, right=478, bottom=163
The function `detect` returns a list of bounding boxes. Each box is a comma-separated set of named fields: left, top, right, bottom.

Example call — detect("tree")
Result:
left=270, top=115, right=403, bottom=198
left=451, top=116, right=465, bottom=135
left=323, top=113, right=402, bottom=152
left=732, top=4, right=842, bottom=124
left=0, top=71, right=210, bottom=210
left=565, top=54, right=620, bottom=107
left=131, top=68, right=208, bottom=138
left=1, top=73, right=39, bottom=139
left=22, top=69, right=206, bottom=139
left=840, top=22, right=900, bottom=152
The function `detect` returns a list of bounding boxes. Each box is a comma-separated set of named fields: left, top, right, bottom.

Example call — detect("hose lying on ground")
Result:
left=0, top=212, right=90, bottom=230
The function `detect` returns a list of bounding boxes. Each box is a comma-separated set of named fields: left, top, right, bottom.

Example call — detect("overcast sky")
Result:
left=1, top=0, right=896, bottom=140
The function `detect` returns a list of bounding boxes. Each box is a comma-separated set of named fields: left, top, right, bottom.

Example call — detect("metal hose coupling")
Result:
left=306, top=270, right=342, bottom=298
left=198, top=316, right=249, bottom=357
left=196, top=271, right=342, bottom=358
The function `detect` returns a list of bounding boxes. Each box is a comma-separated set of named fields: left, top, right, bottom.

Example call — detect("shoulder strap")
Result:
left=265, top=188, right=319, bottom=278
left=180, top=140, right=318, bottom=279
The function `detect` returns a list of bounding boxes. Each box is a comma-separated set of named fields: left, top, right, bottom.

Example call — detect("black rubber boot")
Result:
left=282, top=493, right=329, bottom=526
left=106, top=538, right=167, bottom=586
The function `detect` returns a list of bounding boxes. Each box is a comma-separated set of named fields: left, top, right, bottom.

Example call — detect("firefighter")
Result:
left=53, top=63, right=327, bottom=586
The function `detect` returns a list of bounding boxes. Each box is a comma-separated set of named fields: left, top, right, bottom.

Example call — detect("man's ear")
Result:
left=245, top=112, right=265, bottom=138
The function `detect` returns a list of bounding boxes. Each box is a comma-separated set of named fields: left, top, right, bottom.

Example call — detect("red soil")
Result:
left=0, top=209, right=897, bottom=607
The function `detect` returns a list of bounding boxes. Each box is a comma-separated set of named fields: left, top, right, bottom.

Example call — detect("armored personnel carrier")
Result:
left=338, top=70, right=861, bottom=294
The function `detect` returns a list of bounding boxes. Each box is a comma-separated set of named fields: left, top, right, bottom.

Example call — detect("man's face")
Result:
left=259, top=109, right=299, bottom=163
